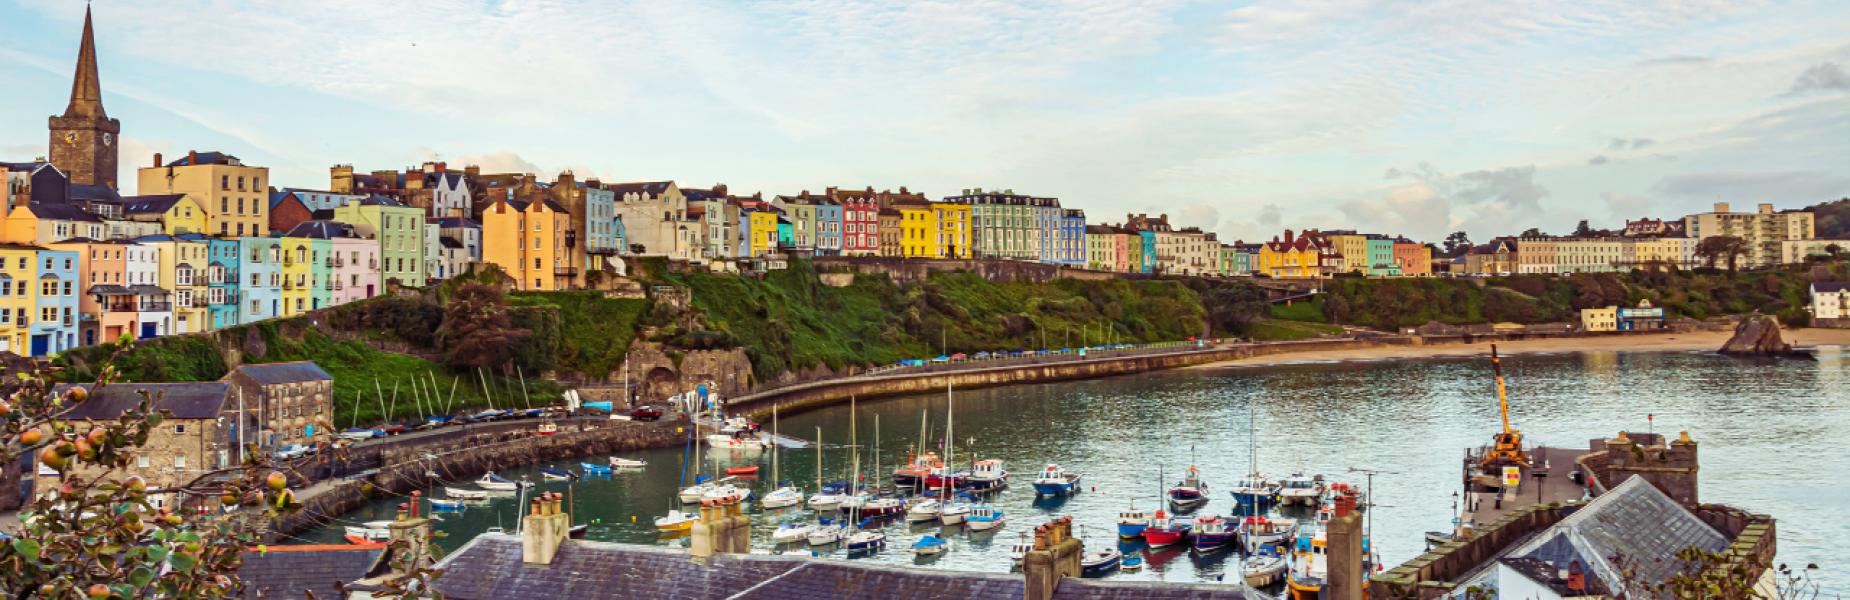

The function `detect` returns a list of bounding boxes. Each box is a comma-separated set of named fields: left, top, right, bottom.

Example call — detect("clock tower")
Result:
left=48, top=7, right=120, bottom=190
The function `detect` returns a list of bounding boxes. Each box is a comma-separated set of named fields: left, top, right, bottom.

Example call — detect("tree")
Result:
left=1519, top=227, right=1544, bottom=238
left=439, top=282, right=533, bottom=372
left=1695, top=236, right=1750, bottom=273
left=1573, top=220, right=1595, bottom=237
left=1200, top=282, right=1271, bottom=336
left=1442, top=231, right=1472, bottom=257
left=1826, top=243, right=1841, bottom=257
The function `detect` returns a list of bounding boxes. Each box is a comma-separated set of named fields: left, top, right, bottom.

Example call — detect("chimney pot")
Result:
left=153, top=153, right=162, bottom=168
left=188, top=151, right=198, bottom=165
left=396, top=503, right=409, bottom=522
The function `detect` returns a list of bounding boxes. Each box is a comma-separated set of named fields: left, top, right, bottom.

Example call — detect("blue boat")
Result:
left=540, top=468, right=577, bottom=481
left=1030, top=464, right=1081, bottom=496
left=911, top=534, right=948, bottom=555
left=1117, top=506, right=1151, bottom=539
left=580, top=462, right=614, bottom=475
left=1189, top=515, right=1237, bottom=553
left=967, top=505, right=1006, bottom=531
left=1080, top=547, right=1123, bottom=576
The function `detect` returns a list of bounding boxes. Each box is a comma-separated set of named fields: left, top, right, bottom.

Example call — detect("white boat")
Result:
left=1010, top=533, right=1034, bottom=563
left=476, top=472, right=524, bottom=491
left=941, top=497, right=974, bottom=525
left=702, top=483, right=748, bottom=503
left=844, top=530, right=887, bottom=552
left=967, top=505, right=1006, bottom=531
left=967, top=459, right=1007, bottom=489
left=1243, top=545, right=1289, bottom=587
left=906, top=498, right=943, bottom=523
left=807, top=483, right=850, bottom=511
left=1277, top=473, right=1324, bottom=506
left=343, top=520, right=394, bottom=543
left=1240, top=516, right=1298, bottom=554
left=428, top=498, right=465, bottom=511
left=761, top=486, right=804, bottom=509
left=707, top=433, right=767, bottom=450
left=444, top=487, right=488, bottom=500
left=1030, top=464, right=1081, bottom=496
left=654, top=509, right=697, bottom=531
left=807, top=521, right=844, bottom=546
left=771, top=522, right=816, bottom=543
left=609, top=457, right=647, bottom=468
left=1079, top=547, right=1123, bottom=576
left=678, top=481, right=716, bottom=503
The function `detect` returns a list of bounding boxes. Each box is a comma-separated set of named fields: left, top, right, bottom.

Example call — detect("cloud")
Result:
left=1257, top=204, right=1283, bottom=227
left=1637, top=55, right=1712, bottom=67
left=1, top=143, right=44, bottom=160
left=1784, top=62, right=1850, bottom=96
left=1649, top=170, right=1850, bottom=210
left=1335, top=181, right=1453, bottom=241
left=1170, top=204, right=1221, bottom=230
left=116, top=137, right=174, bottom=195
left=1607, top=138, right=1655, bottom=151
left=1587, top=156, right=1611, bottom=166
left=1600, top=191, right=1656, bottom=218
left=452, top=151, right=543, bottom=176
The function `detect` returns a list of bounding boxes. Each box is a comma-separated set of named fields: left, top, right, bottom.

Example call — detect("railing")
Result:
left=103, top=304, right=137, bottom=313
left=554, top=267, right=579, bottom=276
left=282, top=280, right=295, bottom=290
left=138, top=302, right=173, bottom=312
left=587, top=246, right=622, bottom=255
left=283, top=257, right=294, bottom=267
left=210, top=293, right=238, bottom=305
left=369, top=260, right=378, bottom=270
left=324, top=281, right=334, bottom=291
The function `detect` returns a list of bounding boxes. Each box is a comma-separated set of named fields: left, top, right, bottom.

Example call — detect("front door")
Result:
left=29, top=335, right=49, bottom=356
left=140, top=323, right=157, bottom=339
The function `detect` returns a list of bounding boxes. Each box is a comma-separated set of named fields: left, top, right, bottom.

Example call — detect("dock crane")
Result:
left=1478, top=344, right=1531, bottom=468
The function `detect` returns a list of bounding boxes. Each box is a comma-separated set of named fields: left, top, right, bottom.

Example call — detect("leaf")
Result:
left=146, top=545, right=168, bottom=562
left=130, top=566, right=155, bottom=588
left=170, top=551, right=198, bottom=571
left=12, top=539, right=40, bottom=562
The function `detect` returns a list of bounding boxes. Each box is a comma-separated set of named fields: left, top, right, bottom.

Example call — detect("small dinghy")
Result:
left=907, top=497, right=943, bottom=523
left=1080, top=547, right=1123, bottom=576
left=772, top=522, right=816, bottom=543
left=1121, top=555, right=1144, bottom=572
left=428, top=498, right=466, bottom=511
left=580, top=462, right=615, bottom=475
left=911, top=534, right=949, bottom=555
left=725, top=465, right=760, bottom=476
left=540, top=468, right=577, bottom=481
left=1242, top=545, right=1288, bottom=587
left=444, top=487, right=488, bottom=500
left=1010, top=533, right=1034, bottom=564
left=654, top=510, right=697, bottom=531
left=569, top=524, right=588, bottom=539
left=1425, top=531, right=1455, bottom=545
left=808, top=520, right=844, bottom=546
left=476, top=472, right=525, bottom=491
left=609, top=457, right=647, bottom=468
left=844, top=530, right=887, bottom=552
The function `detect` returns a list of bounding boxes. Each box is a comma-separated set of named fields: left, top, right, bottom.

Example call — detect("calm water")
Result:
left=300, top=349, right=1850, bottom=590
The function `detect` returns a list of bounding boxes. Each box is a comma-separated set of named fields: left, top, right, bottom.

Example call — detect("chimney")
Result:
left=1758, top=203, right=1773, bottom=214
left=1714, top=202, right=1730, bottom=214
left=188, top=151, right=198, bottom=166
left=382, top=499, right=436, bottom=581
left=1023, top=516, right=1081, bottom=600
left=522, top=492, right=570, bottom=565
left=899, top=186, right=908, bottom=194
left=714, top=184, right=727, bottom=196
left=153, top=153, right=162, bottom=168
left=1325, top=510, right=1364, bottom=600
left=1568, top=560, right=1586, bottom=591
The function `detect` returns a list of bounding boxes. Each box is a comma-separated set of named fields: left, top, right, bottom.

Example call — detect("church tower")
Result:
left=48, top=7, right=120, bottom=189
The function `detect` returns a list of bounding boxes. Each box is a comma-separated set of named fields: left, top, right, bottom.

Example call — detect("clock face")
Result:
left=102, top=133, right=112, bottom=146
left=63, top=132, right=78, bottom=144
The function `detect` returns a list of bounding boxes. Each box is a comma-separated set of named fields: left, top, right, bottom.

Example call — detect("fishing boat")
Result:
left=654, top=509, right=697, bottom=531
left=762, top=483, right=804, bottom=509
left=1117, top=503, right=1151, bottom=539
left=342, top=520, right=394, bottom=545
left=725, top=466, right=760, bottom=476
left=476, top=472, right=525, bottom=491
left=540, top=468, right=577, bottom=481
left=1143, top=510, right=1190, bottom=548
left=911, top=534, right=948, bottom=555
left=940, top=495, right=974, bottom=525
left=1079, top=547, right=1123, bottom=576
left=1240, top=516, right=1298, bottom=554
left=967, top=459, right=1008, bottom=490
left=1188, top=515, right=1237, bottom=553
left=537, top=421, right=558, bottom=436
left=580, top=462, right=615, bottom=475
left=1010, top=533, right=1034, bottom=564
left=706, top=432, right=767, bottom=450
left=678, top=475, right=717, bottom=503
left=428, top=498, right=465, bottom=511
left=808, top=481, right=851, bottom=511
left=893, top=451, right=942, bottom=487
left=1168, top=465, right=1210, bottom=509
left=1030, top=464, right=1081, bottom=496
left=1243, top=545, right=1289, bottom=587
left=1277, top=473, right=1324, bottom=506
left=1229, top=473, right=1279, bottom=508
left=771, top=522, right=816, bottom=543
left=1122, top=555, right=1144, bottom=572
left=807, top=519, right=844, bottom=545
left=844, top=529, right=887, bottom=552
left=906, top=497, right=943, bottom=523
left=444, top=487, right=488, bottom=500
left=967, top=504, right=1006, bottom=531
left=608, top=457, right=647, bottom=468
left=925, top=464, right=971, bottom=491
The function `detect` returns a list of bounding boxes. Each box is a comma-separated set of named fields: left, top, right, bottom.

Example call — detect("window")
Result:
left=222, top=197, right=229, bottom=212
left=222, top=175, right=230, bottom=190
left=136, top=454, right=149, bottom=468
left=251, top=300, right=259, bottom=313
left=173, top=453, right=186, bottom=469
left=174, top=424, right=186, bottom=434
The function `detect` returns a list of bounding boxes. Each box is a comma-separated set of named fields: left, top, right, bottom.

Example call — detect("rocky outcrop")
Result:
left=1719, top=314, right=1812, bottom=358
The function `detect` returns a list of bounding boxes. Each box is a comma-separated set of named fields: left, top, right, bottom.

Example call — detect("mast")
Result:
left=815, top=426, right=823, bottom=495
left=772, top=405, right=779, bottom=485
left=874, top=414, right=881, bottom=493
left=851, top=396, right=859, bottom=495
left=945, top=382, right=954, bottom=485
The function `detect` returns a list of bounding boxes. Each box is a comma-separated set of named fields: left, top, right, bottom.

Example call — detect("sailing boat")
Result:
left=762, top=405, right=803, bottom=509
left=1229, top=396, right=1280, bottom=508
left=807, top=426, right=849, bottom=510
left=925, top=382, right=971, bottom=491
left=857, top=414, right=904, bottom=517
left=893, top=410, right=940, bottom=488
left=656, top=424, right=699, bottom=530
left=677, top=427, right=717, bottom=503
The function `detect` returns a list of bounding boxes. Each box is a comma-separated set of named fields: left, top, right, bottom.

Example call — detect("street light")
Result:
left=1347, top=466, right=1400, bottom=554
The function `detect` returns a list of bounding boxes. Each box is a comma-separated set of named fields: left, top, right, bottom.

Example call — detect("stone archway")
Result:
left=643, top=366, right=679, bottom=405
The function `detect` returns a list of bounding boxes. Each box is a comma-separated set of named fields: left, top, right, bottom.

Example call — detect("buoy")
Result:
left=630, top=516, right=635, bottom=523
left=1090, top=487, right=1095, bottom=492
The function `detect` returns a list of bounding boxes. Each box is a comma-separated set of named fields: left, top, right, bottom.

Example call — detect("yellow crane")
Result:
left=1479, top=343, right=1531, bottom=468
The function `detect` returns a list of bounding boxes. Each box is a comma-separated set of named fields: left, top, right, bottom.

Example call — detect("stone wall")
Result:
left=1368, top=502, right=1576, bottom=599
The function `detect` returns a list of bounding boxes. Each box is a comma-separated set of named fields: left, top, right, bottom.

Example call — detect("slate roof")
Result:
left=1497, top=476, right=1727, bottom=592
left=730, top=561, right=1025, bottom=600
left=164, top=152, right=235, bottom=166
left=285, top=221, right=360, bottom=240
left=604, top=181, right=673, bottom=196
left=435, top=217, right=480, bottom=229
left=122, top=195, right=188, bottom=215
left=1498, top=557, right=1610, bottom=598
left=310, top=209, right=338, bottom=220
left=230, top=361, right=333, bottom=385
left=1051, top=579, right=1251, bottom=599
left=358, top=195, right=409, bottom=208
left=236, top=546, right=385, bottom=600
left=1814, top=282, right=1850, bottom=293
left=29, top=202, right=103, bottom=223
left=440, top=236, right=463, bottom=249
left=70, top=185, right=123, bottom=203
left=50, top=382, right=229, bottom=420
left=429, top=535, right=801, bottom=600
left=420, top=172, right=466, bottom=189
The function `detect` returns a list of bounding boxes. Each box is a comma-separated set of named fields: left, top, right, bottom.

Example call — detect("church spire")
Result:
left=62, top=5, right=107, bottom=121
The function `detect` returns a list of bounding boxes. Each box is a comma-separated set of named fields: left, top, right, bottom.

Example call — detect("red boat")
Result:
left=725, top=466, right=760, bottom=476
left=537, top=421, right=558, bottom=436
left=1143, top=510, right=1192, bottom=548
left=893, top=452, right=942, bottom=487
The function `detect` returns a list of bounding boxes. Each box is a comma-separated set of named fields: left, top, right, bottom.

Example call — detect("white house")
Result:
left=1811, top=282, right=1850, bottom=320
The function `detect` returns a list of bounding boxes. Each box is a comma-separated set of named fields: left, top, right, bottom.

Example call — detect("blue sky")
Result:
left=2, top=0, right=1847, bottom=244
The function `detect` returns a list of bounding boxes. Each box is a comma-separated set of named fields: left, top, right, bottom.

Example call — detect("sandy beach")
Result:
left=1193, top=328, right=1850, bottom=369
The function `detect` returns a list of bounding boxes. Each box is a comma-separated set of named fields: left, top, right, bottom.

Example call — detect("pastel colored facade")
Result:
left=121, top=240, right=172, bottom=339
left=840, top=194, right=879, bottom=256
left=878, top=208, right=902, bottom=257
left=1555, top=238, right=1623, bottom=273
left=581, top=185, right=618, bottom=269
left=815, top=201, right=843, bottom=256
left=0, top=245, right=38, bottom=354
left=694, top=198, right=740, bottom=260
left=1636, top=236, right=1698, bottom=268
left=1176, top=229, right=1216, bottom=276
left=1137, top=231, right=1155, bottom=273
left=1084, top=225, right=1116, bottom=271
left=237, top=237, right=283, bottom=324
left=1514, top=237, right=1559, bottom=274
left=32, top=248, right=80, bottom=355
left=946, top=190, right=1058, bottom=260
left=133, top=234, right=209, bottom=335
left=481, top=198, right=574, bottom=291
left=330, top=236, right=378, bottom=303
left=205, top=238, right=240, bottom=330
left=1324, top=233, right=1368, bottom=274
left=277, top=236, right=315, bottom=316
left=1580, top=306, right=1617, bottom=332
left=1058, top=209, right=1086, bottom=266
left=606, top=181, right=694, bottom=259
left=122, top=194, right=208, bottom=235
left=1780, top=239, right=1850, bottom=265
left=1260, top=231, right=1325, bottom=278
left=3, top=202, right=106, bottom=245
left=748, top=209, right=780, bottom=257
left=1392, top=240, right=1431, bottom=276
left=896, top=201, right=932, bottom=258
left=936, top=203, right=971, bottom=259
left=333, top=196, right=425, bottom=286
left=137, top=151, right=269, bottom=238
left=1682, top=202, right=1814, bottom=268
left=1034, top=198, right=1061, bottom=264
left=1811, top=283, right=1850, bottom=320
left=1464, top=240, right=1518, bottom=275
left=1365, top=236, right=1399, bottom=276
left=46, top=238, right=122, bottom=346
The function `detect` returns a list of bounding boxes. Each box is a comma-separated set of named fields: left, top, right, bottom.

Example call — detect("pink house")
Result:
left=330, top=237, right=376, bottom=304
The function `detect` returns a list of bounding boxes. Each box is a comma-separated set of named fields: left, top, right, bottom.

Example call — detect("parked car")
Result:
left=973, top=351, right=992, bottom=359
left=629, top=406, right=665, bottom=422
left=274, top=444, right=313, bottom=460
left=381, top=422, right=406, bottom=435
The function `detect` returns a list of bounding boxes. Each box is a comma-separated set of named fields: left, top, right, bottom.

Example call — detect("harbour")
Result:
left=298, top=347, right=1850, bottom=592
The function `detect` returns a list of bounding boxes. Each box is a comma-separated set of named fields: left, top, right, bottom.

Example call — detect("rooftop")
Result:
left=50, top=382, right=229, bottom=420
left=228, top=361, right=333, bottom=385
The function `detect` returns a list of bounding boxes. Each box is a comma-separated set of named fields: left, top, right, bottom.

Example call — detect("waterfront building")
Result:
left=1683, top=202, right=1814, bottom=268
left=836, top=190, right=880, bottom=256
left=29, top=247, right=79, bottom=355
left=1553, top=237, right=1625, bottom=273
left=53, top=381, right=233, bottom=510
left=691, top=193, right=740, bottom=261
left=133, top=234, right=208, bottom=334
left=0, top=244, right=40, bottom=354
left=47, top=8, right=120, bottom=190
left=747, top=207, right=780, bottom=257
left=481, top=197, right=573, bottom=291
left=407, top=164, right=472, bottom=218
left=878, top=208, right=902, bottom=257
left=421, top=220, right=444, bottom=280
left=1580, top=306, right=1617, bottom=331
left=1623, top=218, right=1679, bottom=237
left=1322, top=231, right=1367, bottom=274
left=1812, top=282, right=1850, bottom=321
left=1779, top=239, right=1850, bottom=265
left=944, top=189, right=1056, bottom=260
left=1361, top=235, right=1399, bottom=276
left=1259, top=230, right=1332, bottom=278
left=275, top=231, right=328, bottom=314
left=1085, top=225, right=1116, bottom=271
left=936, top=202, right=971, bottom=259
left=815, top=199, right=843, bottom=256
left=138, top=152, right=269, bottom=238
left=1465, top=239, right=1517, bottom=275
left=776, top=215, right=794, bottom=250
left=46, top=238, right=123, bottom=345
left=1168, top=227, right=1215, bottom=276
left=436, top=217, right=483, bottom=265
left=774, top=193, right=820, bottom=253
left=272, top=188, right=364, bottom=213
left=332, top=196, right=425, bottom=287
left=1059, top=209, right=1086, bottom=266
left=220, top=361, right=335, bottom=451
left=1393, top=238, right=1430, bottom=276
left=604, top=181, right=693, bottom=259
left=1514, top=236, right=1559, bottom=274
left=122, top=194, right=207, bottom=235
left=896, top=199, right=933, bottom=258
left=204, top=237, right=240, bottom=330
left=122, top=239, right=171, bottom=339
left=1617, top=300, right=1665, bottom=330
left=2, top=202, right=106, bottom=245
left=237, top=237, right=282, bottom=324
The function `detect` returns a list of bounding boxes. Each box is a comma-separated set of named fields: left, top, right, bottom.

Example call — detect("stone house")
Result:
left=219, top=361, right=335, bottom=452
left=53, top=381, right=234, bottom=510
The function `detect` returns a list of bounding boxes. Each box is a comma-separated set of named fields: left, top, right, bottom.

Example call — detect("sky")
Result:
left=2, top=0, right=1848, bottom=245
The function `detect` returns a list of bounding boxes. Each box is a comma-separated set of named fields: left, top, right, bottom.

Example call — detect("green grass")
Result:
left=1248, top=319, right=1344, bottom=340
left=1270, top=296, right=1326, bottom=322
left=508, top=291, right=650, bottom=379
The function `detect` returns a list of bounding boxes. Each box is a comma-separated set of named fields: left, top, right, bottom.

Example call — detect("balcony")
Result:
left=210, top=292, right=239, bottom=306
left=554, top=267, right=579, bottom=277
left=138, top=302, right=173, bottom=312
left=369, top=260, right=378, bottom=270
left=586, top=246, right=622, bottom=255
left=282, top=280, right=296, bottom=290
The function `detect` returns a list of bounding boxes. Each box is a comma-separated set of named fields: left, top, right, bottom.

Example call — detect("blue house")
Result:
left=30, top=249, right=79, bottom=356
left=1139, top=231, right=1156, bottom=273
left=1060, top=209, right=1086, bottom=267
left=203, top=236, right=241, bottom=330
left=815, top=201, right=843, bottom=256
left=237, top=237, right=282, bottom=324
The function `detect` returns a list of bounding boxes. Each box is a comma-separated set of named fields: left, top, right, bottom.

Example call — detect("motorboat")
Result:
left=1228, top=473, right=1280, bottom=508
left=967, top=504, right=1006, bottom=531
left=911, top=534, right=948, bottom=555
left=761, top=483, right=804, bottom=509
left=1240, top=516, right=1298, bottom=554
left=707, top=432, right=767, bottom=450
left=540, top=468, right=577, bottom=481
left=428, top=498, right=465, bottom=511
left=1168, top=465, right=1210, bottom=509
left=701, top=482, right=750, bottom=504
left=342, top=520, right=393, bottom=544
left=940, top=496, right=974, bottom=525
left=654, top=510, right=697, bottom=531
left=1030, top=464, right=1081, bottom=496
left=966, top=459, right=1008, bottom=490
left=444, top=487, right=488, bottom=500
left=844, top=530, right=887, bottom=552
left=893, top=452, right=942, bottom=487
left=771, top=522, right=816, bottom=544
left=925, top=465, right=970, bottom=491
left=580, top=462, right=615, bottom=475
left=1117, top=505, right=1151, bottom=539
left=851, top=494, right=904, bottom=518
left=1079, top=547, right=1123, bottom=576
left=678, top=475, right=717, bottom=503
left=1243, top=545, right=1289, bottom=587
left=1277, top=473, right=1324, bottom=506
left=906, top=497, right=943, bottom=523
left=609, top=457, right=647, bottom=468
left=1189, top=515, right=1236, bottom=553
left=537, top=421, right=558, bottom=436
left=807, top=520, right=845, bottom=545
left=1010, top=533, right=1034, bottom=563
left=1143, top=510, right=1190, bottom=548
left=807, top=481, right=851, bottom=511
left=476, top=472, right=525, bottom=491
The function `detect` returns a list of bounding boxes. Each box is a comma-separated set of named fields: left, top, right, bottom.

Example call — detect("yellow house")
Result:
left=896, top=200, right=933, bottom=258
left=0, top=244, right=37, bottom=354
left=279, top=237, right=315, bottom=316
left=1259, top=231, right=1324, bottom=277
left=2, top=203, right=106, bottom=245
left=137, top=151, right=270, bottom=238
left=1325, top=233, right=1368, bottom=273
left=748, top=210, right=779, bottom=257
left=135, top=234, right=211, bottom=335
left=123, top=194, right=208, bottom=235
left=1581, top=306, right=1617, bottom=332
left=934, top=202, right=970, bottom=259
left=482, top=198, right=574, bottom=291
